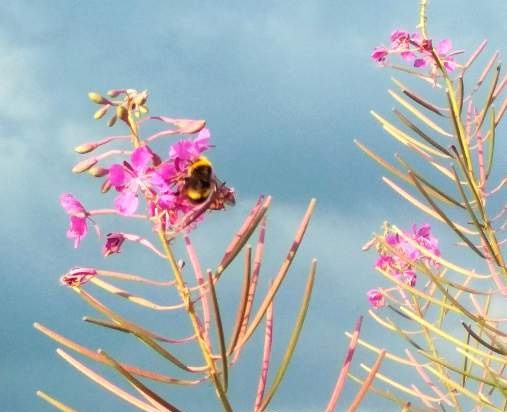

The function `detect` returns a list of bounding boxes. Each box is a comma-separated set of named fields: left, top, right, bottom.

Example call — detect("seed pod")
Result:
left=72, top=158, right=97, bottom=173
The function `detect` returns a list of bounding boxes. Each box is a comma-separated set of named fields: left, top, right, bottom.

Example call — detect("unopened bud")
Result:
left=74, top=142, right=97, bottom=154
left=101, top=179, right=112, bottom=193
left=107, top=114, right=117, bottom=127
left=116, top=105, right=128, bottom=120
left=88, top=166, right=108, bottom=177
left=139, top=105, right=148, bottom=114
left=94, top=104, right=110, bottom=120
left=88, top=92, right=108, bottom=104
left=72, top=157, right=97, bottom=173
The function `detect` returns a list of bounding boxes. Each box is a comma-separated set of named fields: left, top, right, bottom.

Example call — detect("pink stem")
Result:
left=122, top=233, right=166, bottom=258
left=405, top=349, right=453, bottom=406
left=184, top=235, right=211, bottom=345
left=88, top=209, right=148, bottom=220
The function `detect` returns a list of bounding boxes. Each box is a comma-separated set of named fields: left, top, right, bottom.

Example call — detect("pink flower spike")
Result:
left=102, top=233, right=126, bottom=257
left=60, top=267, right=97, bottom=287
left=367, top=289, right=385, bottom=309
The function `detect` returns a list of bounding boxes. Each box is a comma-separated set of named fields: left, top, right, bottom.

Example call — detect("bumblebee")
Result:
left=183, top=156, right=213, bottom=204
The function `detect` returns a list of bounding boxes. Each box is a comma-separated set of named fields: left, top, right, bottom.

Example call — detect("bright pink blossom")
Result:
left=169, top=128, right=211, bottom=166
left=367, top=289, right=385, bottom=309
left=374, top=223, right=440, bottom=288
left=109, top=145, right=156, bottom=215
left=60, top=193, right=88, bottom=248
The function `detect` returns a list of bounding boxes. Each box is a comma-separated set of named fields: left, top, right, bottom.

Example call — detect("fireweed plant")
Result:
left=344, top=2, right=507, bottom=410
left=34, top=4, right=507, bottom=412
left=36, top=89, right=373, bottom=411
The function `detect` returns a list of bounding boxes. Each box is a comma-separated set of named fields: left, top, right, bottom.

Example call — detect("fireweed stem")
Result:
left=157, top=230, right=233, bottom=412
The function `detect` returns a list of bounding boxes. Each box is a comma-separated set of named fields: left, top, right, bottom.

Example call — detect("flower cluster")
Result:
left=367, top=224, right=440, bottom=309
left=371, top=30, right=457, bottom=73
left=60, top=119, right=235, bottom=250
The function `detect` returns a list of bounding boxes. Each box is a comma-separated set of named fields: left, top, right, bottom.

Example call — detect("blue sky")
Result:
left=1, top=1, right=506, bottom=411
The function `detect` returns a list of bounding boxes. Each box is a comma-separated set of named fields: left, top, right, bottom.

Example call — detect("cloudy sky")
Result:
left=1, top=1, right=506, bottom=411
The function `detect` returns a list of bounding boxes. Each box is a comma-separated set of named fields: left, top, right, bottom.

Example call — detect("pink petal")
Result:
left=108, top=164, right=128, bottom=188
left=131, top=146, right=153, bottom=171
left=67, top=216, right=88, bottom=248
left=401, top=51, right=415, bottom=62
left=414, top=58, right=428, bottom=68
left=193, top=128, right=211, bottom=153
left=114, top=191, right=139, bottom=216
left=437, top=39, right=452, bottom=55
left=60, top=193, right=85, bottom=215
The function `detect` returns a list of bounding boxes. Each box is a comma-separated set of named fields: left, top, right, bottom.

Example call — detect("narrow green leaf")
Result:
left=486, top=109, right=496, bottom=179
left=408, top=171, right=484, bottom=258
left=476, top=64, right=501, bottom=132
left=36, top=391, right=80, bottom=412
left=456, top=76, right=464, bottom=116
left=258, top=260, right=317, bottom=412
left=393, top=109, right=452, bottom=157
left=99, top=350, right=184, bottom=412
left=227, top=247, right=251, bottom=356
left=451, top=165, right=500, bottom=265
left=208, top=271, right=229, bottom=391
left=238, top=199, right=316, bottom=349
left=395, top=154, right=464, bottom=208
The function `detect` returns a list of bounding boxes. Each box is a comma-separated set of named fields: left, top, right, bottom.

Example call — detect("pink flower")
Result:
left=169, top=128, right=211, bottom=167
left=436, top=39, right=456, bottom=71
left=102, top=233, right=126, bottom=257
left=371, top=46, right=389, bottom=64
left=60, top=193, right=88, bottom=248
left=60, top=267, right=97, bottom=286
left=373, top=223, right=440, bottom=289
left=109, top=145, right=156, bottom=215
left=367, top=289, right=385, bottom=309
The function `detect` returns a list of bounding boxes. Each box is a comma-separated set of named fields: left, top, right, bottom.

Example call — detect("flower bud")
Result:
left=101, top=179, right=112, bottom=193
left=102, top=233, right=126, bottom=257
left=116, top=105, right=128, bottom=120
left=88, top=92, right=108, bottom=104
left=94, top=104, right=110, bottom=120
left=60, top=267, right=97, bottom=287
left=88, top=165, right=109, bottom=177
left=107, top=114, right=117, bottom=127
left=72, top=157, right=97, bottom=173
left=74, top=142, right=98, bottom=154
